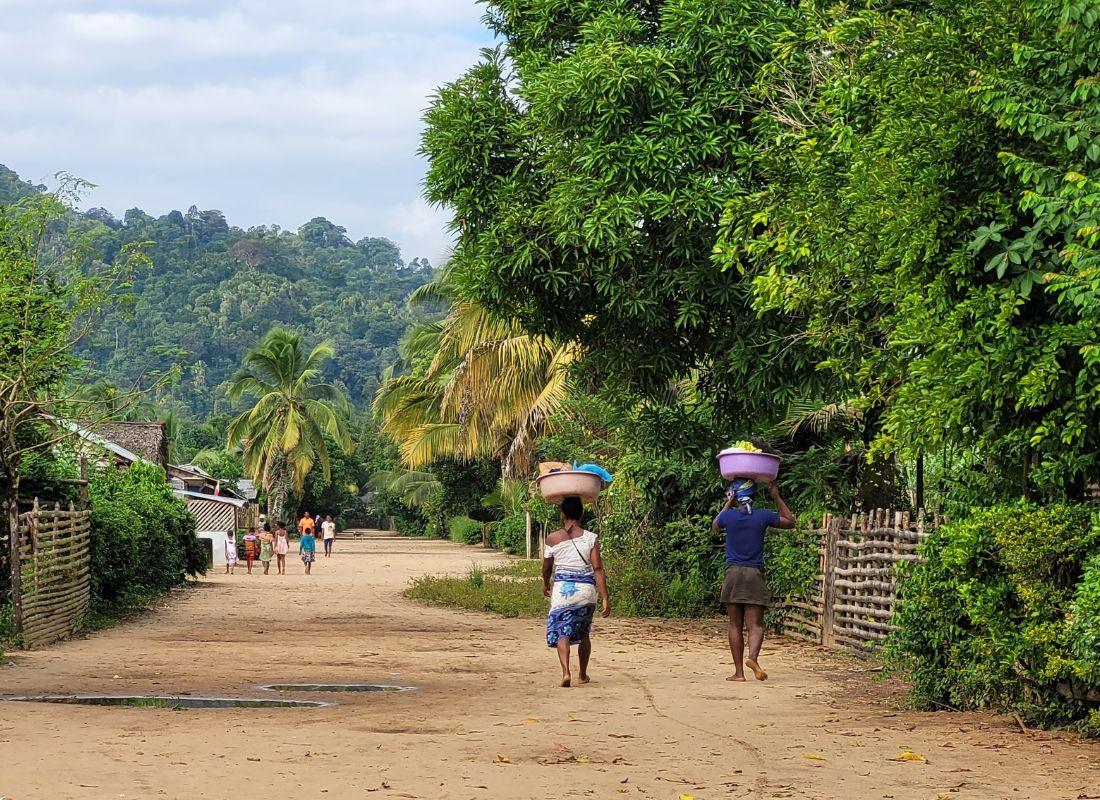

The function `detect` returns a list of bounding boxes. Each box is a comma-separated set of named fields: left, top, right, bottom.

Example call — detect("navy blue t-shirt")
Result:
left=717, top=507, right=781, bottom=568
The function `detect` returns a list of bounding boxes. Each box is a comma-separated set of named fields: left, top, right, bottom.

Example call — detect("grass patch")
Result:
left=488, top=560, right=543, bottom=578
left=405, top=565, right=545, bottom=617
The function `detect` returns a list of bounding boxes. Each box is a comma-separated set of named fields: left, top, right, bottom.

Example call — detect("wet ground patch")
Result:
left=0, top=694, right=329, bottom=708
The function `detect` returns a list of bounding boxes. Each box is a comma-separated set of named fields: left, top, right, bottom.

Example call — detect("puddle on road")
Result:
left=259, top=683, right=415, bottom=693
left=0, top=694, right=329, bottom=709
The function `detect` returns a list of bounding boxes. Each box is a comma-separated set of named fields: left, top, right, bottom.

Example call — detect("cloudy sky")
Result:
left=0, top=1, right=492, bottom=263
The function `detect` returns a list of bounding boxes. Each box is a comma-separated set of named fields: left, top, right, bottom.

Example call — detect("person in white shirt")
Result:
left=541, top=496, right=611, bottom=687
left=321, top=514, right=337, bottom=557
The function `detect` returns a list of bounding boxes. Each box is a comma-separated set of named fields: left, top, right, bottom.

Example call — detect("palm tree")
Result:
left=368, top=469, right=442, bottom=508
left=227, top=328, right=352, bottom=522
left=373, top=270, right=576, bottom=477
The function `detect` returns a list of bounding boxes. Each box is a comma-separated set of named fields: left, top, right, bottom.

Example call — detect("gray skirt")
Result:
left=720, top=564, right=771, bottom=607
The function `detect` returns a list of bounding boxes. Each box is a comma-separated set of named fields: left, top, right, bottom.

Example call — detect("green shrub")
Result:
left=88, top=462, right=205, bottom=617
left=885, top=503, right=1100, bottom=733
left=489, top=514, right=528, bottom=555
left=447, top=516, right=483, bottom=545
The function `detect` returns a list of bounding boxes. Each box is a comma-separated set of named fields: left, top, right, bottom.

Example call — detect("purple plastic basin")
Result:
left=716, top=449, right=781, bottom=482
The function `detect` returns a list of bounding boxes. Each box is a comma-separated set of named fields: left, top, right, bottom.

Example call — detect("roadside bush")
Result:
left=885, top=504, right=1100, bottom=734
left=490, top=514, right=528, bottom=556
left=448, top=516, right=483, bottom=545
left=88, top=462, right=205, bottom=616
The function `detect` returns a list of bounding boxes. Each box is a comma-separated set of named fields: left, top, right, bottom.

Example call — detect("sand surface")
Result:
left=1, top=533, right=1096, bottom=799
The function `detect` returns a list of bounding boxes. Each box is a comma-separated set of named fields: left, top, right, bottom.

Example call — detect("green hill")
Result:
left=1, top=165, right=433, bottom=419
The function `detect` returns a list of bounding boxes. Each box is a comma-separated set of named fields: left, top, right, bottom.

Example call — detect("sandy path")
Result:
left=1, top=534, right=1096, bottom=800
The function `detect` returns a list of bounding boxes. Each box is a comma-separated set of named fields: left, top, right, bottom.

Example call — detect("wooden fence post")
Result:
left=525, top=511, right=532, bottom=560
left=7, top=499, right=22, bottom=638
left=820, top=521, right=839, bottom=647
left=79, top=456, right=89, bottom=510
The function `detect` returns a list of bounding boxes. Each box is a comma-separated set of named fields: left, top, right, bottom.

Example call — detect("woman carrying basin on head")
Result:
left=712, top=479, right=796, bottom=682
left=541, top=496, right=611, bottom=688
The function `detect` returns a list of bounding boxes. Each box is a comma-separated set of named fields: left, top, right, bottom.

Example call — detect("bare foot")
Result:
left=726, top=673, right=747, bottom=682
left=745, top=658, right=768, bottom=681
left=577, top=674, right=590, bottom=685
left=560, top=675, right=571, bottom=688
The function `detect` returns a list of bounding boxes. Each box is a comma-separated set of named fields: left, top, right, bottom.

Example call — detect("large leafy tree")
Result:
left=227, top=328, right=353, bottom=521
left=717, top=0, right=1100, bottom=499
left=421, top=1, right=819, bottom=430
left=1, top=182, right=154, bottom=512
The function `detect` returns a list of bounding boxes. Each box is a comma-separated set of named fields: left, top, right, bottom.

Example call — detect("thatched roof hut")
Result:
left=92, top=421, right=169, bottom=467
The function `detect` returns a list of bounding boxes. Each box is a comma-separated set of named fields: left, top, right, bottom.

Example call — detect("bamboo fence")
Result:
left=777, top=508, right=935, bottom=655
left=10, top=499, right=92, bottom=648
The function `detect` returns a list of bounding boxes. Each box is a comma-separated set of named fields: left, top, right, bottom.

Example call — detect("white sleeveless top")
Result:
left=543, top=529, right=597, bottom=570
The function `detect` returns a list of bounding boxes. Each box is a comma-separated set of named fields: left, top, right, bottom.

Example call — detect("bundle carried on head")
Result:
left=716, top=440, right=781, bottom=483
left=536, top=460, right=612, bottom=505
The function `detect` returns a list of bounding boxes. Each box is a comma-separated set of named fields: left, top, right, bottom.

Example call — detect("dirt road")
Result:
left=1, top=534, right=1096, bottom=799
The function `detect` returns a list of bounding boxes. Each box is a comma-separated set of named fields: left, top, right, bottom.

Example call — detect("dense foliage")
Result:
left=87, top=462, right=206, bottom=615
left=423, top=0, right=1100, bottom=505
left=399, top=0, right=1100, bottom=733
left=886, top=505, right=1100, bottom=733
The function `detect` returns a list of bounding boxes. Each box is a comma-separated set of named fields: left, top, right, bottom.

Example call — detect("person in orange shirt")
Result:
left=298, top=512, right=315, bottom=539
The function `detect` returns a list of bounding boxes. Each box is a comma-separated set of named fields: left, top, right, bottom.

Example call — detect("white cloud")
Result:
left=0, top=0, right=488, bottom=260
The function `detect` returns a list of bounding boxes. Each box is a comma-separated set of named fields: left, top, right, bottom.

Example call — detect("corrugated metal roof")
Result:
left=174, top=490, right=247, bottom=508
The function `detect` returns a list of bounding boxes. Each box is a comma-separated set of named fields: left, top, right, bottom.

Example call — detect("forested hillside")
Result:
left=1, top=164, right=433, bottom=419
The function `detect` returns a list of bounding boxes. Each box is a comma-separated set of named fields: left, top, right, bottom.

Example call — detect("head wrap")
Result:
left=730, top=479, right=757, bottom=513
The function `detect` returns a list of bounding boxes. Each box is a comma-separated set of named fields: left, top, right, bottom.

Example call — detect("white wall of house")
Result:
left=196, top=530, right=232, bottom=568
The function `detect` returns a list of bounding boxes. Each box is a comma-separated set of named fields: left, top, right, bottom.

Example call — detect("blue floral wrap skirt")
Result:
left=546, top=570, right=598, bottom=647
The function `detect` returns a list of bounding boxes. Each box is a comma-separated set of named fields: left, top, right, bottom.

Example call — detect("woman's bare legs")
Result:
left=577, top=634, right=592, bottom=684
left=743, top=604, right=768, bottom=681
left=555, top=637, right=571, bottom=687
left=726, top=603, right=746, bottom=681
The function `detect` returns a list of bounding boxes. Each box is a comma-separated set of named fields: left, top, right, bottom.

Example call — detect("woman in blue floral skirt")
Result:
left=541, top=496, right=611, bottom=687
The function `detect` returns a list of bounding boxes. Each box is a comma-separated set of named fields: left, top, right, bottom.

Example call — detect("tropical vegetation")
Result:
left=374, top=0, right=1100, bottom=732
left=227, top=328, right=353, bottom=522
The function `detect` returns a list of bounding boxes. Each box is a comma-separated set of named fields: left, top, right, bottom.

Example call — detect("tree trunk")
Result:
left=266, top=462, right=288, bottom=525
left=915, top=454, right=925, bottom=510
left=853, top=405, right=898, bottom=511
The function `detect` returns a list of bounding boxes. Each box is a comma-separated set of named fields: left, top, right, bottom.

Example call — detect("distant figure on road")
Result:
left=258, top=522, right=275, bottom=575
left=274, top=521, right=290, bottom=575
left=224, top=530, right=238, bottom=575
left=321, top=514, right=336, bottom=557
left=299, top=526, right=316, bottom=574
left=712, top=479, right=796, bottom=682
left=542, top=496, right=611, bottom=688
left=298, top=512, right=315, bottom=539
left=242, top=527, right=259, bottom=574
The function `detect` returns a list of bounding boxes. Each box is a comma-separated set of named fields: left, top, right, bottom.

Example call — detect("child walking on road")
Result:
left=300, top=527, right=316, bottom=574
left=259, top=523, right=275, bottom=575
left=224, top=530, right=238, bottom=575
left=274, top=521, right=290, bottom=575
left=243, top=527, right=258, bottom=574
